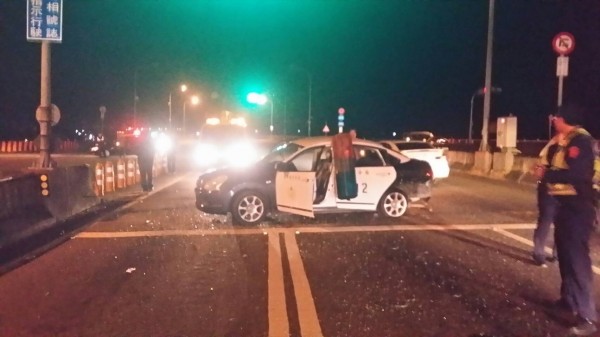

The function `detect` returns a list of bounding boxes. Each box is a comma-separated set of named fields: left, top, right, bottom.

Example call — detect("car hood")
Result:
left=197, top=160, right=276, bottom=184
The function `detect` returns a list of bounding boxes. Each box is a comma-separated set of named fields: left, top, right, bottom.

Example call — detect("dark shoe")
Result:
left=533, top=254, right=548, bottom=267
left=552, top=298, right=579, bottom=318
left=568, top=318, right=597, bottom=336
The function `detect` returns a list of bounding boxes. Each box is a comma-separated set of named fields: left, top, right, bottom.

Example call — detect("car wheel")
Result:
left=378, top=189, right=408, bottom=218
left=231, top=190, right=267, bottom=225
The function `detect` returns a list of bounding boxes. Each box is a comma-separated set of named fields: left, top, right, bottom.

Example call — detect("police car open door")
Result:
left=275, top=171, right=315, bottom=218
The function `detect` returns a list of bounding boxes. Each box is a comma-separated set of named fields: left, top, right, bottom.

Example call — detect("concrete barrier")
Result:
left=0, top=156, right=168, bottom=247
left=448, top=150, right=540, bottom=184
left=29, top=166, right=99, bottom=221
left=446, top=151, right=475, bottom=170
left=0, top=174, right=48, bottom=221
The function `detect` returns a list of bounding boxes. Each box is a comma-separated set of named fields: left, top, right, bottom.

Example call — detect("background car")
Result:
left=195, top=136, right=433, bottom=225
left=401, top=131, right=435, bottom=143
left=380, top=140, right=450, bottom=180
left=192, top=119, right=259, bottom=169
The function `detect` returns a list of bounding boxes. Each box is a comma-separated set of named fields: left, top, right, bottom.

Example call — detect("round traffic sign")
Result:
left=35, top=104, right=61, bottom=126
left=552, top=32, right=575, bottom=55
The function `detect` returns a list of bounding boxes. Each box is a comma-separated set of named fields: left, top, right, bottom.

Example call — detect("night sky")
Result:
left=1, top=0, right=599, bottom=141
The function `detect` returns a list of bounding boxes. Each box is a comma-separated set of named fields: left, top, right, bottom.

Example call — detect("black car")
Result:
left=195, top=136, right=433, bottom=225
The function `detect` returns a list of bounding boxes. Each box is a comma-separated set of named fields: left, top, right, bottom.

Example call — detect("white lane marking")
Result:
left=108, top=172, right=193, bottom=213
left=494, top=228, right=600, bottom=275
left=268, top=233, right=289, bottom=337
left=76, top=223, right=537, bottom=238
left=284, top=232, right=324, bottom=337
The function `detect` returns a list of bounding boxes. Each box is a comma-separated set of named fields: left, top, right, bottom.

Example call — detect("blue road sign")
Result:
left=27, top=0, right=63, bottom=42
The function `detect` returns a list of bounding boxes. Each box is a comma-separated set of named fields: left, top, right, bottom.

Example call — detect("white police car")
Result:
left=195, top=136, right=433, bottom=225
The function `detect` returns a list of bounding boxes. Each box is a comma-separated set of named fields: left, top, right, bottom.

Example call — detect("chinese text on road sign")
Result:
left=27, top=0, right=63, bottom=42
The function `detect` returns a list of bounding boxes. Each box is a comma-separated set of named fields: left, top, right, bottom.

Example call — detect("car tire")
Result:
left=377, top=189, right=408, bottom=218
left=231, top=190, right=267, bottom=226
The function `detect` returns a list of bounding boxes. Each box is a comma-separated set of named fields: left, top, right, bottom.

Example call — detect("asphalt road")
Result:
left=0, top=170, right=599, bottom=337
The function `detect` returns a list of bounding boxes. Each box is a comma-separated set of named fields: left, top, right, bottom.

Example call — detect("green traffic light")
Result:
left=247, top=92, right=267, bottom=105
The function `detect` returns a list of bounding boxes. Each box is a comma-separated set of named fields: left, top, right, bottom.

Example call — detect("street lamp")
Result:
left=168, top=84, right=188, bottom=130
left=247, top=92, right=274, bottom=134
left=132, top=63, right=160, bottom=128
left=469, top=86, right=502, bottom=143
left=290, top=66, right=313, bottom=136
left=183, top=94, right=200, bottom=133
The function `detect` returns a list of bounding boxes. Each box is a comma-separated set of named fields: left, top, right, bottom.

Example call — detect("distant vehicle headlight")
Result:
left=226, top=142, right=258, bottom=167
left=202, top=174, right=228, bottom=191
left=90, top=145, right=99, bottom=152
left=154, top=134, right=173, bottom=155
left=195, top=144, right=219, bottom=166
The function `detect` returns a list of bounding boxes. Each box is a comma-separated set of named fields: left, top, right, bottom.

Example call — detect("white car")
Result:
left=196, top=136, right=434, bottom=225
left=380, top=140, right=450, bottom=180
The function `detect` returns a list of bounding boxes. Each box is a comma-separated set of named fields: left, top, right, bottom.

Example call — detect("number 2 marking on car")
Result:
left=362, top=183, right=367, bottom=193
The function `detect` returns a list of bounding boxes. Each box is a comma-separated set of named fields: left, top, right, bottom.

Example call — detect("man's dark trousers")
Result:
left=554, top=198, right=597, bottom=322
left=138, top=154, right=154, bottom=191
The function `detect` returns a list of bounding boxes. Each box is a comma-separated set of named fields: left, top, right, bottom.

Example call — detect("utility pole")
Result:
left=308, top=74, right=313, bottom=136
left=37, top=41, right=52, bottom=168
left=480, top=0, right=495, bottom=152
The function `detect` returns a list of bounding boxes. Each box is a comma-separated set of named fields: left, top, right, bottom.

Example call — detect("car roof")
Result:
left=380, top=140, right=430, bottom=144
left=292, top=136, right=388, bottom=149
left=402, top=131, right=434, bottom=135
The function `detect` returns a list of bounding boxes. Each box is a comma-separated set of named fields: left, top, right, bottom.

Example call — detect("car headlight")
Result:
left=202, top=174, right=228, bottom=191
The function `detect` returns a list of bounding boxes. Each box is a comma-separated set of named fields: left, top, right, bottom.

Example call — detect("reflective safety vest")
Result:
left=546, top=127, right=593, bottom=196
left=538, top=135, right=564, bottom=167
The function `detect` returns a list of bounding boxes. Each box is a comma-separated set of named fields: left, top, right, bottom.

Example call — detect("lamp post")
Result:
left=133, top=69, right=138, bottom=127
left=99, top=105, right=106, bottom=137
left=469, top=86, right=502, bottom=143
left=290, top=66, right=313, bottom=136
left=168, top=84, right=187, bottom=130
left=183, top=94, right=199, bottom=133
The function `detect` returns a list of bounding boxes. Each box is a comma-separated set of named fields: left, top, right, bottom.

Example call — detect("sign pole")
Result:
left=38, top=41, right=52, bottom=168
left=557, top=73, right=564, bottom=107
left=552, top=32, right=575, bottom=109
left=28, top=0, right=63, bottom=169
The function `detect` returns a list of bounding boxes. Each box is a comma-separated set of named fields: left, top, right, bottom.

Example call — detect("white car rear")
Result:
left=380, top=140, right=450, bottom=180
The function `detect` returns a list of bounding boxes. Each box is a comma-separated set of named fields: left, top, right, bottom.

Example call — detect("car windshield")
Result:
left=394, top=142, right=434, bottom=150
left=261, top=142, right=303, bottom=163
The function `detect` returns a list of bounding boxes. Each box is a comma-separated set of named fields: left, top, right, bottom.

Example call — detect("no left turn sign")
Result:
left=552, top=32, right=575, bottom=55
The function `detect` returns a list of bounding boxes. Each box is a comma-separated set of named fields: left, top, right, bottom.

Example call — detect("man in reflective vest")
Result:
left=542, top=104, right=597, bottom=336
